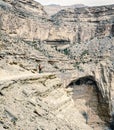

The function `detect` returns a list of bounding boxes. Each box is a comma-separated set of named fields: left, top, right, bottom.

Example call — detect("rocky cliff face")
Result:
left=0, top=0, right=114, bottom=130
left=0, top=0, right=51, bottom=40
left=1, top=0, right=114, bottom=43
left=67, top=62, right=113, bottom=124
left=0, top=69, right=112, bottom=130
left=0, top=73, right=94, bottom=130
left=50, top=5, right=114, bottom=43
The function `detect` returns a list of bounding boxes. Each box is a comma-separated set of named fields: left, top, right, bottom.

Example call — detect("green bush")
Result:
left=63, top=48, right=70, bottom=55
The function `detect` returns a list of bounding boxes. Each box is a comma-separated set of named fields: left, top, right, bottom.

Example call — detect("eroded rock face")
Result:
left=0, top=0, right=51, bottom=40
left=50, top=5, right=114, bottom=43
left=1, top=0, right=114, bottom=43
left=0, top=73, right=94, bottom=130
left=67, top=63, right=113, bottom=129
left=68, top=77, right=104, bottom=127
left=0, top=0, right=114, bottom=130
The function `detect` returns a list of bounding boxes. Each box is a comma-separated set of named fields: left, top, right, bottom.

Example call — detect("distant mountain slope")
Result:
left=44, top=4, right=86, bottom=16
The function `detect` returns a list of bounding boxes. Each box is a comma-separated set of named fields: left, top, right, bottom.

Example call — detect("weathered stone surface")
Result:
left=1, top=0, right=114, bottom=43
left=0, top=0, right=50, bottom=40
left=0, top=0, right=114, bottom=130
left=50, top=5, right=114, bottom=43
left=0, top=73, right=93, bottom=130
left=65, top=68, right=111, bottom=128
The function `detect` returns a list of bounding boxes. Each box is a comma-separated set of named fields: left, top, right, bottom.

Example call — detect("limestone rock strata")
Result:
left=0, top=73, right=93, bottom=130
left=0, top=0, right=50, bottom=40
left=1, top=1, right=114, bottom=43
left=0, top=63, right=112, bottom=129
left=67, top=63, right=112, bottom=124
left=0, top=0, right=114, bottom=129
left=50, top=5, right=114, bottom=43
left=0, top=34, right=75, bottom=74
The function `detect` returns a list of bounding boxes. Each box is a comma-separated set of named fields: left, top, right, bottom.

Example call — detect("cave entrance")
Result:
left=111, top=24, right=114, bottom=36
left=67, top=76, right=110, bottom=127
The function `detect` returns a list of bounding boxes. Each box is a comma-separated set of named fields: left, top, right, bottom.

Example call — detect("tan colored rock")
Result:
left=50, top=5, right=114, bottom=43
left=0, top=0, right=114, bottom=130
left=0, top=73, right=93, bottom=130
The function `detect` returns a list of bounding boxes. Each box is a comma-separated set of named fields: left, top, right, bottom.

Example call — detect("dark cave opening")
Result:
left=69, top=76, right=97, bottom=86
left=67, top=76, right=111, bottom=126
left=110, top=113, right=114, bottom=130
left=111, top=24, right=114, bottom=36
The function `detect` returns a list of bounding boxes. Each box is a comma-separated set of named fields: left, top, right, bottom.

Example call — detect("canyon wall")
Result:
left=50, top=5, right=114, bottom=43
left=0, top=0, right=114, bottom=130
left=1, top=0, right=114, bottom=43
left=0, top=0, right=51, bottom=40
